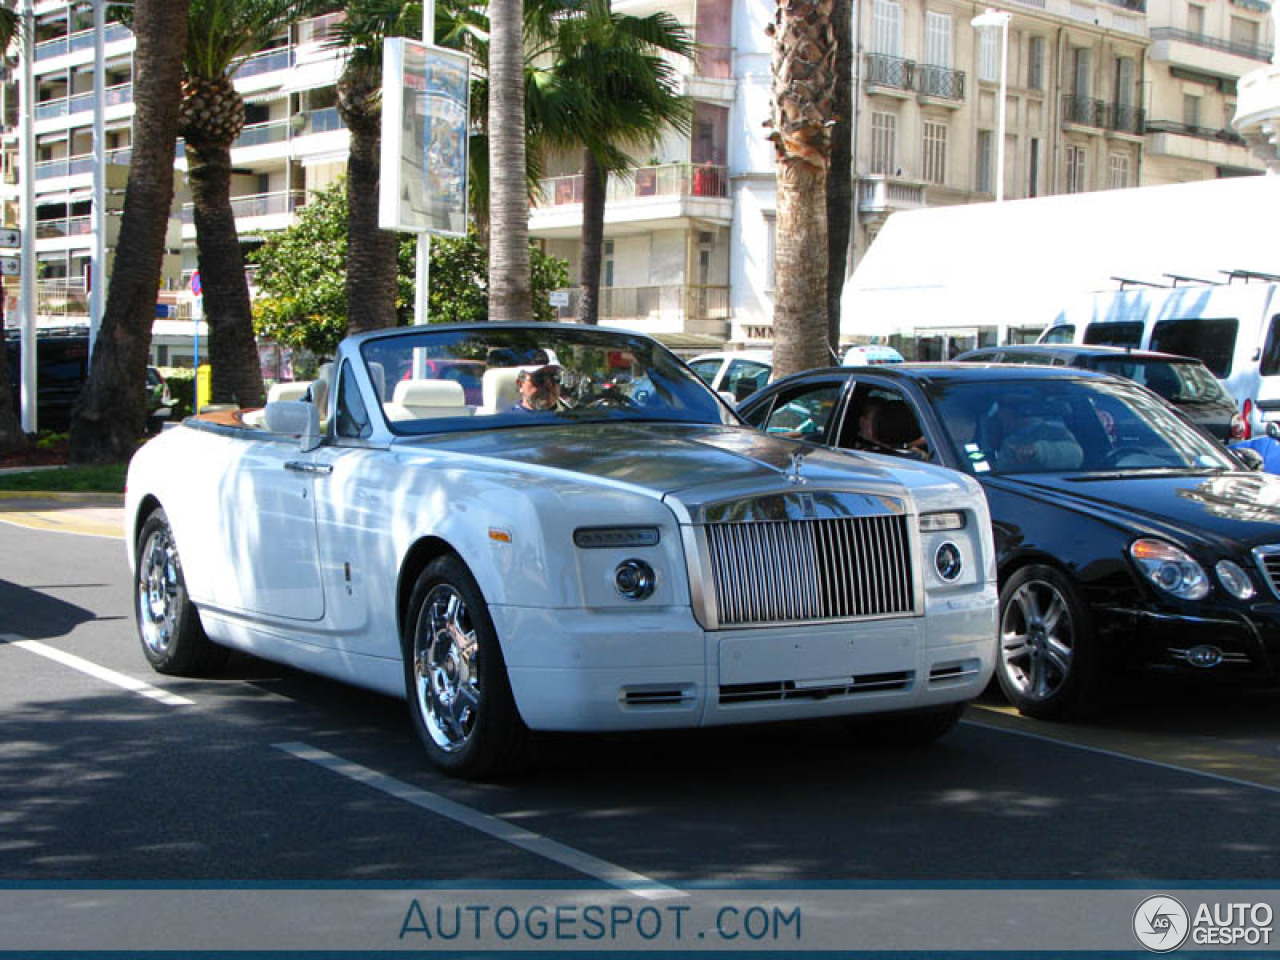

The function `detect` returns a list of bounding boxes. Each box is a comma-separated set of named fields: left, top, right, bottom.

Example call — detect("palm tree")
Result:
left=826, top=0, right=852, bottom=355
left=765, top=0, right=838, bottom=380
left=0, top=3, right=22, bottom=454
left=70, top=0, right=190, bottom=464
left=332, top=0, right=421, bottom=336
left=179, top=0, right=323, bottom=407
left=527, top=0, right=691, bottom=326
left=486, top=0, right=530, bottom=322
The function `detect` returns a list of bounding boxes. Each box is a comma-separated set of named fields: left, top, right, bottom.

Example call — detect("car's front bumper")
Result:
left=491, top=593, right=996, bottom=731
left=1098, top=600, right=1280, bottom=679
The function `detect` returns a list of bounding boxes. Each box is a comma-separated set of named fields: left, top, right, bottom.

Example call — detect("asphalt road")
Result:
left=4, top=498, right=1280, bottom=886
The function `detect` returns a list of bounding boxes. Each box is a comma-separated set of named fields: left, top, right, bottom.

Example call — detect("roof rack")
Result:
left=1163, top=273, right=1217, bottom=287
left=1222, top=268, right=1280, bottom=284
left=1110, top=276, right=1168, bottom=289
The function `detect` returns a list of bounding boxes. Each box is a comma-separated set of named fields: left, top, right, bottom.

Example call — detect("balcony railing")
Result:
left=865, top=53, right=913, bottom=90
left=916, top=64, right=966, bottom=100
left=1149, top=26, right=1271, bottom=62
left=34, top=82, right=133, bottom=121
left=549, top=284, right=730, bottom=326
left=34, top=22, right=131, bottom=61
left=296, top=11, right=347, bottom=44
left=1143, top=119, right=1247, bottom=145
left=694, top=43, right=732, bottom=79
left=235, top=119, right=291, bottom=148
left=1107, top=102, right=1145, bottom=134
left=1062, top=94, right=1108, bottom=127
left=180, top=190, right=307, bottom=223
left=857, top=176, right=925, bottom=211
left=35, top=215, right=91, bottom=239
left=36, top=279, right=88, bottom=318
left=33, top=148, right=132, bottom=181
left=302, top=107, right=344, bottom=134
left=232, top=47, right=294, bottom=79
left=536, top=163, right=729, bottom=208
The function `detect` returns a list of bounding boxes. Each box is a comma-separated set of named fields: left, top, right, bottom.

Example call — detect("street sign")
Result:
left=0, top=256, right=19, bottom=276
left=190, top=270, right=202, bottom=296
left=0, top=228, right=20, bottom=248
left=548, top=290, right=570, bottom=308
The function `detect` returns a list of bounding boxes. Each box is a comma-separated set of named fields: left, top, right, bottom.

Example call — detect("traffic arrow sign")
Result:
left=0, top=256, right=19, bottom=276
left=0, top=228, right=19, bottom=248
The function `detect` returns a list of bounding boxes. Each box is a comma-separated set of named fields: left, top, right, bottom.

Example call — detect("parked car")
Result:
left=740, top=363, right=1280, bottom=720
left=842, top=344, right=905, bottom=366
left=4, top=326, right=90, bottom=431
left=954, top=344, right=1244, bottom=442
left=126, top=324, right=998, bottom=777
left=686, top=349, right=774, bottom=403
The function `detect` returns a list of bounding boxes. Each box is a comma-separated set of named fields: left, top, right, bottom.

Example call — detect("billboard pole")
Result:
left=413, top=3, right=435, bottom=327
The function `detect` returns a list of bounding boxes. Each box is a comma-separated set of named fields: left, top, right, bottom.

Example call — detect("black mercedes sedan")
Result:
left=739, top=364, right=1280, bottom=720
left=953, top=343, right=1244, bottom=443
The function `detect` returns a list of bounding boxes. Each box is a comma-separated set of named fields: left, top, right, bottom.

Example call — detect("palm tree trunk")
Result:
left=0, top=291, right=22, bottom=454
left=187, top=141, right=265, bottom=408
left=70, top=0, right=189, bottom=464
left=340, top=59, right=398, bottom=336
left=488, top=0, right=531, bottom=322
left=767, top=0, right=838, bottom=380
left=826, top=0, right=853, bottom=358
left=575, top=150, right=606, bottom=326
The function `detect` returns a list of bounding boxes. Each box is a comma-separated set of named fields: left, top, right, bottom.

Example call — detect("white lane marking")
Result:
left=1, top=635, right=194, bottom=707
left=962, top=717, right=1280, bottom=796
left=274, top=742, right=685, bottom=901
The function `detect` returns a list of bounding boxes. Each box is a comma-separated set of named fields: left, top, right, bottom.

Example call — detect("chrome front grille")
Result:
left=1255, top=545, right=1280, bottom=599
left=703, top=513, right=916, bottom=628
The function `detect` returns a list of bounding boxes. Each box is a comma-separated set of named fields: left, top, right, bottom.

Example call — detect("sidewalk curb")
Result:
left=0, top=490, right=124, bottom=505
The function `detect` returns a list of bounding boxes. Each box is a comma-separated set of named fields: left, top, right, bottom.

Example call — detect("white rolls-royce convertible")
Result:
left=126, top=324, right=998, bottom=777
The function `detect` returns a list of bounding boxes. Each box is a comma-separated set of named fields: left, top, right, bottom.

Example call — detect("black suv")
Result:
left=954, top=344, right=1243, bottom=443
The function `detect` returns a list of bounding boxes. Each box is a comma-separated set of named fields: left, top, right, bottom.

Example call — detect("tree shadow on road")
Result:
left=0, top=578, right=97, bottom=639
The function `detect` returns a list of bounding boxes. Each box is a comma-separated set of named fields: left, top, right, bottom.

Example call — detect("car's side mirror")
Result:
left=264, top=400, right=322, bottom=452
left=1236, top=447, right=1265, bottom=472
left=1267, top=421, right=1280, bottom=440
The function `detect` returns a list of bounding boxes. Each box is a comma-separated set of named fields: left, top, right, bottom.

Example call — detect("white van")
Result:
left=1039, top=276, right=1280, bottom=437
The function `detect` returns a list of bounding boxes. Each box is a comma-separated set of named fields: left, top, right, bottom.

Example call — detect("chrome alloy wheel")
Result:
left=414, top=584, right=482, bottom=753
left=1000, top=578, right=1075, bottom=703
left=137, top=526, right=182, bottom=659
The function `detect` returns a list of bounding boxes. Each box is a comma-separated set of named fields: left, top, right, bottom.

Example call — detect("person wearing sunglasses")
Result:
left=510, top=364, right=565, bottom=412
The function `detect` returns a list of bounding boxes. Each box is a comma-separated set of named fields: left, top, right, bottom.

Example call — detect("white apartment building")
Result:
left=3, top=0, right=1272, bottom=362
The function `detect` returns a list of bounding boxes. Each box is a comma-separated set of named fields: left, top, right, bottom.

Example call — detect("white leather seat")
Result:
left=384, top=378, right=470, bottom=421
left=267, top=380, right=311, bottom=404
left=480, top=367, right=524, bottom=415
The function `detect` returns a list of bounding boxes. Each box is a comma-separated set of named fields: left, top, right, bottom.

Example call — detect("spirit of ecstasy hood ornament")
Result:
left=787, top=451, right=807, bottom=485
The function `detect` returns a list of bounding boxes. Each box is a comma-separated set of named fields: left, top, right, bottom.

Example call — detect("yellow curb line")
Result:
left=0, top=490, right=123, bottom=504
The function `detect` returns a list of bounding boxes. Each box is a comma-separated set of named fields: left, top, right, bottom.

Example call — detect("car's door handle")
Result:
left=284, top=460, right=333, bottom=475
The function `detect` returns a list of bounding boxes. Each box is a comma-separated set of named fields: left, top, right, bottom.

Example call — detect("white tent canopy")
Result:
left=841, top=176, right=1280, bottom=342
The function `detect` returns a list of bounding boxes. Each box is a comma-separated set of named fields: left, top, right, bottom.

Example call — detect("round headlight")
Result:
left=1130, top=539, right=1208, bottom=600
left=614, top=559, right=656, bottom=600
left=1215, top=559, right=1256, bottom=600
left=934, top=541, right=963, bottom=582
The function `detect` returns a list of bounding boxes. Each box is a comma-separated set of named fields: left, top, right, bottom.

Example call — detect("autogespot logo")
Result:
left=1134, top=895, right=1190, bottom=952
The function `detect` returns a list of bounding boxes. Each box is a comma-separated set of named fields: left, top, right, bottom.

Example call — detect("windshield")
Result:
left=1090, top=357, right=1230, bottom=405
left=928, top=378, right=1237, bottom=476
left=358, top=326, right=736, bottom=434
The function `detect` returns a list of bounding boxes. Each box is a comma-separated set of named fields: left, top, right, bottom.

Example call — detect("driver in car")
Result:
left=510, top=364, right=566, bottom=412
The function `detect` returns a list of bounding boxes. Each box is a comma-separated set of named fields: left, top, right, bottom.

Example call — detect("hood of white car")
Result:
left=397, top=422, right=948, bottom=501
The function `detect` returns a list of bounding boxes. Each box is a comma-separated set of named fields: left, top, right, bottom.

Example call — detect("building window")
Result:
left=1230, top=16, right=1259, bottom=51
left=871, top=111, right=897, bottom=175
left=1183, top=93, right=1201, bottom=129
left=923, top=120, right=947, bottom=184
left=978, top=30, right=997, bottom=83
left=1114, top=57, right=1134, bottom=107
left=925, top=12, right=952, bottom=67
left=1028, top=138, right=1040, bottom=197
left=1108, top=152, right=1130, bottom=189
left=1187, top=3, right=1205, bottom=35
left=1028, top=37, right=1045, bottom=91
left=1072, top=48, right=1091, bottom=98
left=1065, top=145, right=1087, bottom=193
left=872, top=0, right=902, bottom=56
left=976, top=129, right=993, bottom=194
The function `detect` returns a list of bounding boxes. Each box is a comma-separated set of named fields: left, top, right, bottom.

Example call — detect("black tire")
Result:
left=134, top=507, right=227, bottom=676
left=403, top=556, right=532, bottom=779
left=996, top=563, right=1099, bottom=720
left=853, top=702, right=966, bottom=746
